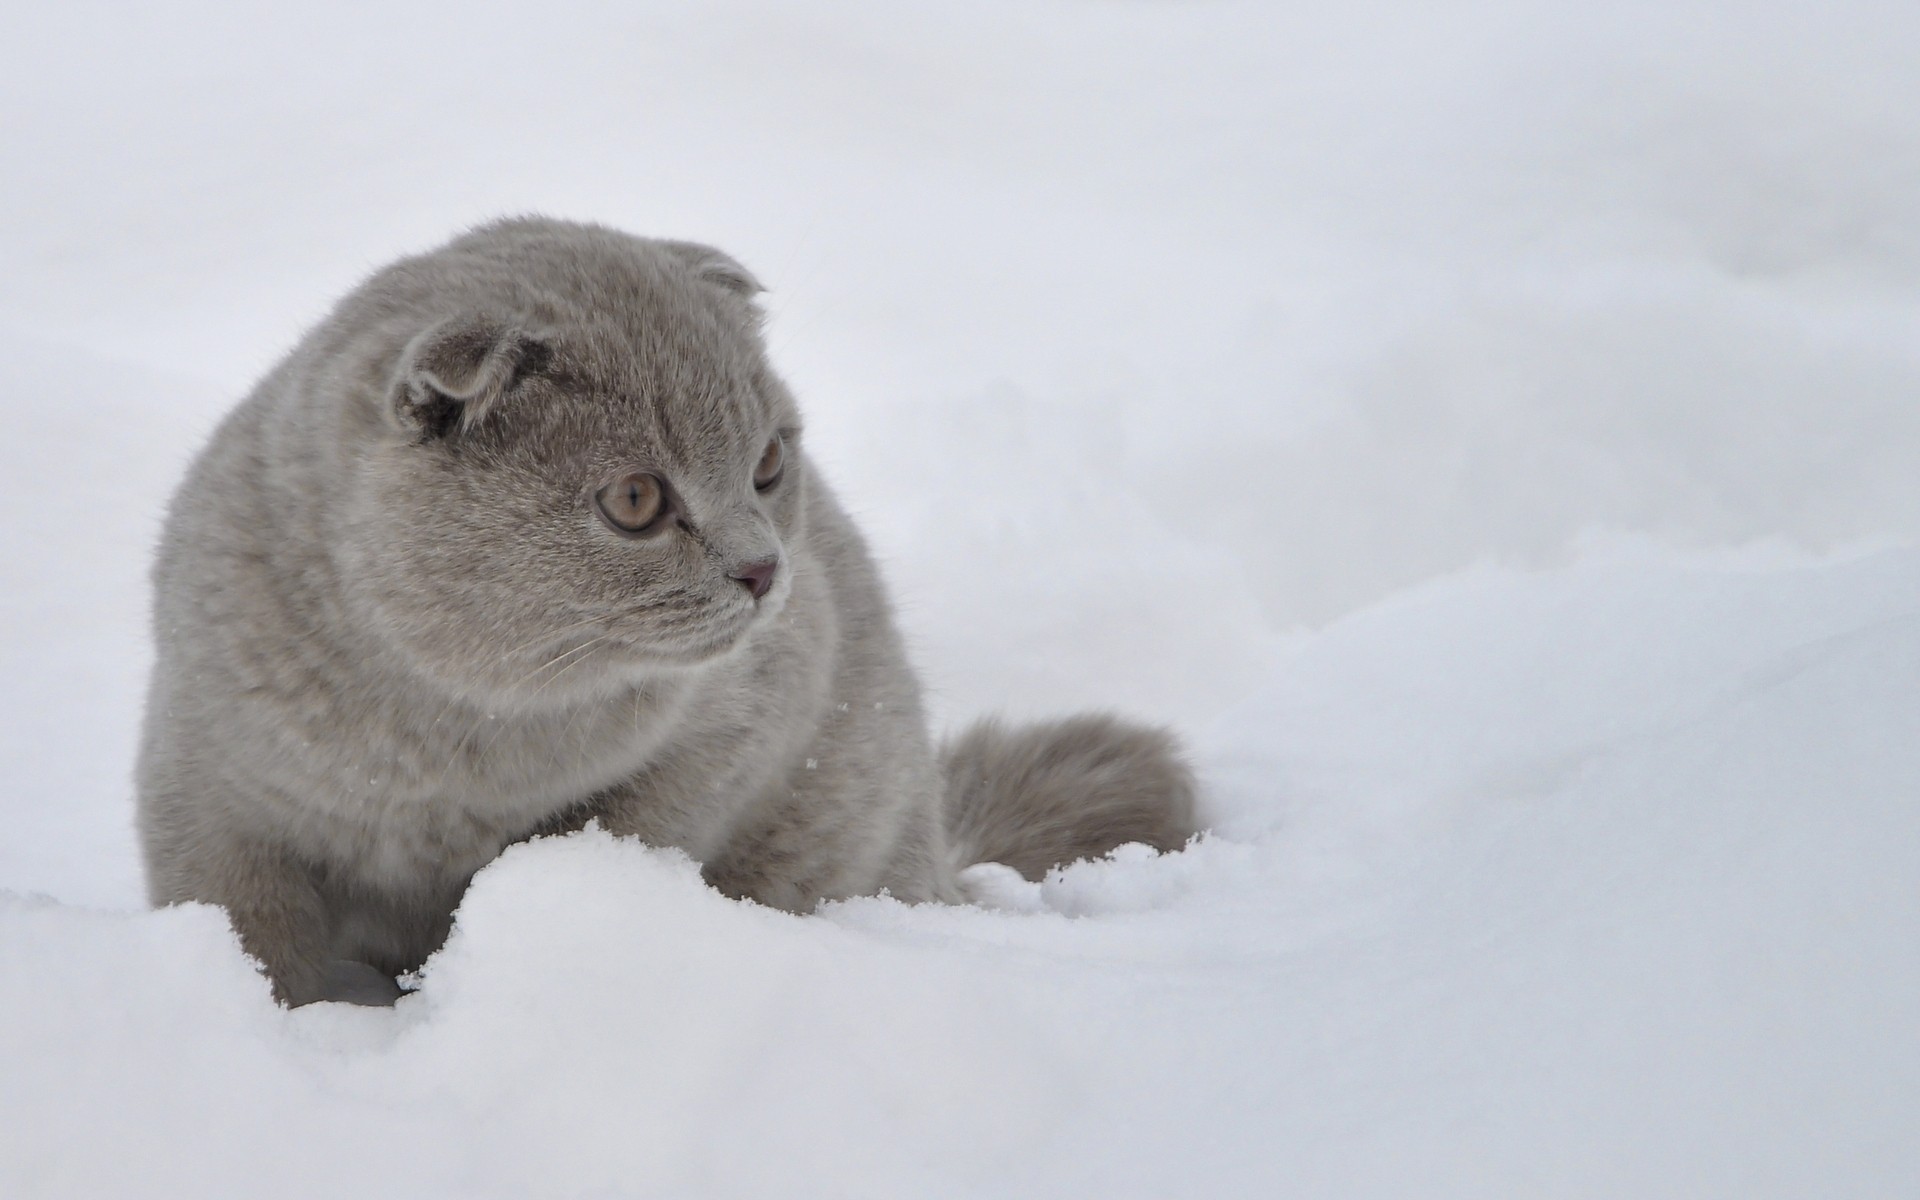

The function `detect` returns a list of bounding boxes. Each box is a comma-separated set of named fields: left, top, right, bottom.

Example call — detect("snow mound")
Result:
left=4, top=546, right=1915, bottom=1197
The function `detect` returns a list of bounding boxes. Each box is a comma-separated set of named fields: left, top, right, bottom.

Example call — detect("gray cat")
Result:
left=136, top=218, right=1195, bottom=1006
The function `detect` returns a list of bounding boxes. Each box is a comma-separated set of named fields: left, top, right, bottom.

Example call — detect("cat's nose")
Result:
left=729, top=558, right=778, bottom=601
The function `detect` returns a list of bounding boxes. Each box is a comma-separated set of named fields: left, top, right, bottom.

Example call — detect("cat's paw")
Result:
left=315, top=959, right=407, bottom=1007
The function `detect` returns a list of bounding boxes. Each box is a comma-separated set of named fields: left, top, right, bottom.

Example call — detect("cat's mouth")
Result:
left=642, top=591, right=786, bottom=661
left=532, top=590, right=783, bottom=676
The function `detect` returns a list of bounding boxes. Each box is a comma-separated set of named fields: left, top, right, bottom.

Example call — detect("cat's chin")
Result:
left=598, top=607, right=780, bottom=673
left=602, top=638, right=742, bottom=673
left=450, top=595, right=784, bottom=704
left=612, top=592, right=786, bottom=664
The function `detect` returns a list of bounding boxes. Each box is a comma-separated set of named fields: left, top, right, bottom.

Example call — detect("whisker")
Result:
left=466, top=632, right=620, bottom=771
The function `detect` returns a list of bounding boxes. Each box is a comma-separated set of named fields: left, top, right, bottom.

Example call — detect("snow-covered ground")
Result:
left=3, top=3, right=1916, bottom=1196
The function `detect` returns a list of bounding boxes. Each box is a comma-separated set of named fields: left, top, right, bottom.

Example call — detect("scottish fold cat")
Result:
left=137, top=218, right=1194, bottom=1005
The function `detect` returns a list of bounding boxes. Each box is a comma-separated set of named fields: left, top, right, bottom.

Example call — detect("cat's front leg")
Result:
left=144, top=817, right=390, bottom=1006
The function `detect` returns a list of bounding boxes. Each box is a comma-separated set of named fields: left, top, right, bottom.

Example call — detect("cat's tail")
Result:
left=940, top=713, right=1198, bottom=880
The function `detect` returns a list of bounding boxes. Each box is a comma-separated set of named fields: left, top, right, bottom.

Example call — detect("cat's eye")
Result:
left=753, top=436, right=785, bottom=491
left=595, top=472, right=666, bottom=533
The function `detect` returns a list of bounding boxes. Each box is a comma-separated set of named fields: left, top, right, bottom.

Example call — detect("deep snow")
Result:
left=2, top=2, right=1917, bottom=1197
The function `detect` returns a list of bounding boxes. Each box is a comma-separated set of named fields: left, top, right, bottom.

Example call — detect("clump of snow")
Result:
left=2, top=1, right=1917, bottom=1196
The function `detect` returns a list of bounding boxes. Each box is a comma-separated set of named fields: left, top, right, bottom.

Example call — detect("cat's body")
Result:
left=137, top=218, right=1194, bottom=1006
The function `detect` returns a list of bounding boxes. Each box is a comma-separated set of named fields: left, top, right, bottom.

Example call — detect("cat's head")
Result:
left=335, top=220, right=807, bottom=705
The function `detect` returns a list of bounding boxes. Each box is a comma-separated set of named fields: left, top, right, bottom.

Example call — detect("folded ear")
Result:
left=659, top=240, right=763, bottom=297
left=390, top=315, right=548, bottom=440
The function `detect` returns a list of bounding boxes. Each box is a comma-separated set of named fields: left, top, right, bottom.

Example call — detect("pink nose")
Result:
left=729, top=559, right=777, bottom=600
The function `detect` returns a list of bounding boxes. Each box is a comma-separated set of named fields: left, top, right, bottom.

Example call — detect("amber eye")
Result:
left=753, top=436, right=785, bottom=491
left=595, top=472, right=666, bottom=533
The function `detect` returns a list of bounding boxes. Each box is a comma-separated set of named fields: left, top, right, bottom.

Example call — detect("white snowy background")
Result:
left=3, top=1, right=1917, bottom=1196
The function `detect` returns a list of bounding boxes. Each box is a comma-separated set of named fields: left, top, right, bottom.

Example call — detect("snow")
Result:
left=3, top=2, right=1917, bottom=1196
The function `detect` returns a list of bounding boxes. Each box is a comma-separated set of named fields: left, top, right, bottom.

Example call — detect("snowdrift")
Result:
left=5, top=545, right=1916, bottom=1197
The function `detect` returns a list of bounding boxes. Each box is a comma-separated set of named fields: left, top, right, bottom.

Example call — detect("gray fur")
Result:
left=136, top=217, right=1196, bottom=1006
left=943, top=715, right=1196, bottom=882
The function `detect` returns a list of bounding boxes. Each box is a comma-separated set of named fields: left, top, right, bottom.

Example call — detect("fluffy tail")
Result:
left=941, top=713, right=1198, bottom=880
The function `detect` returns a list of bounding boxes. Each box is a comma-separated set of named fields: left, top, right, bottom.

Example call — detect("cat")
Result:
left=136, top=217, right=1196, bottom=1006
